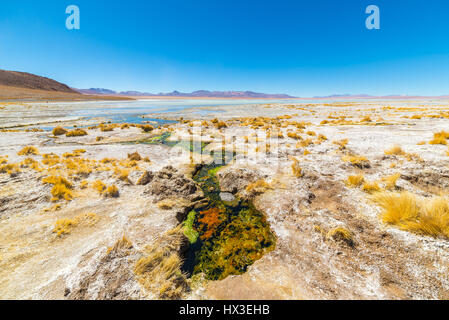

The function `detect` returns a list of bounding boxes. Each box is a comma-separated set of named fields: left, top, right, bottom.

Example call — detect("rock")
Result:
left=219, top=192, right=236, bottom=202
left=137, top=171, right=154, bottom=185
left=144, top=166, right=204, bottom=203
left=217, top=168, right=265, bottom=194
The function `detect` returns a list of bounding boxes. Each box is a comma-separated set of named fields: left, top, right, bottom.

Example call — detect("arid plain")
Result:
left=1, top=99, right=449, bottom=300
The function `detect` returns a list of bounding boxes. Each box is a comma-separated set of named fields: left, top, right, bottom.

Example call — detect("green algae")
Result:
left=187, top=162, right=276, bottom=281
left=183, top=211, right=199, bottom=244
left=144, top=132, right=276, bottom=281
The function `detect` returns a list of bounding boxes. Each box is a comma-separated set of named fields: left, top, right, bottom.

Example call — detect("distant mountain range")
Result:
left=76, top=88, right=297, bottom=99
left=2, top=69, right=449, bottom=101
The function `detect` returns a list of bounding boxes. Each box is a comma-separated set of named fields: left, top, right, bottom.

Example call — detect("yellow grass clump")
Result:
left=42, top=176, right=74, bottom=201
left=53, top=218, right=77, bottom=236
left=298, top=138, right=313, bottom=148
left=345, top=174, right=365, bottom=188
left=429, top=131, right=449, bottom=145
left=245, top=179, right=273, bottom=196
left=42, top=153, right=60, bottom=166
left=372, top=192, right=449, bottom=239
left=287, top=132, right=301, bottom=140
left=0, top=163, right=21, bottom=176
left=333, top=139, right=348, bottom=150
left=291, top=158, right=303, bottom=178
left=100, top=124, right=115, bottom=132
left=66, top=129, right=88, bottom=137
left=327, top=227, right=354, bottom=245
left=106, top=185, right=119, bottom=198
left=361, top=115, right=372, bottom=122
left=18, top=146, right=39, bottom=156
left=384, top=145, right=405, bottom=156
left=317, top=134, right=328, bottom=142
left=128, top=151, right=142, bottom=161
left=342, top=154, right=370, bottom=168
left=52, top=126, right=68, bottom=136
left=133, top=226, right=187, bottom=299
left=157, top=198, right=177, bottom=210
left=362, top=181, right=381, bottom=193
left=93, top=180, right=107, bottom=194
left=53, top=213, right=99, bottom=237
left=140, top=124, right=154, bottom=132
left=382, top=173, right=401, bottom=190
left=429, top=136, right=447, bottom=145
left=106, top=235, right=133, bottom=255
left=114, top=168, right=130, bottom=182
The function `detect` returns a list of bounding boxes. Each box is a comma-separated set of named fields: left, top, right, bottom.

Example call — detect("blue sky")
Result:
left=1, top=0, right=449, bottom=96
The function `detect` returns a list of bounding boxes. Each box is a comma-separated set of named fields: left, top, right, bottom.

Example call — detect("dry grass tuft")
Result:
left=345, top=174, right=365, bottom=187
left=52, top=126, right=68, bottom=136
left=128, top=152, right=142, bottom=161
left=93, top=180, right=107, bottom=194
left=342, top=154, right=370, bottom=168
left=291, top=157, right=303, bottom=177
left=140, top=124, right=154, bottom=133
left=245, top=179, right=273, bottom=196
left=385, top=145, right=406, bottom=156
left=105, top=185, right=119, bottom=198
left=66, top=129, right=88, bottom=137
left=42, top=176, right=73, bottom=201
left=0, top=163, right=21, bottom=176
left=372, top=192, right=449, bottom=239
left=382, top=173, right=401, bottom=190
left=18, top=146, right=39, bottom=156
left=53, top=218, right=77, bottom=237
left=327, top=227, right=354, bottom=245
left=362, top=181, right=381, bottom=193
left=429, top=131, right=449, bottom=145
left=106, top=235, right=133, bottom=255
left=134, top=226, right=188, bottom=299
left=333, top=139, right=349, bottom=150
left=53, top=213, right=99, bottom=237
left=157, top=198, right=177, bottom=210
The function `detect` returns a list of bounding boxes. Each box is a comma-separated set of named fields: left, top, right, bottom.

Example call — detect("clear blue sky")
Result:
left=1, top=0, right=449, bottom=96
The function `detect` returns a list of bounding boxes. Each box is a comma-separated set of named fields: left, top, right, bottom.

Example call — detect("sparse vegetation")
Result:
left=128, top=152, right=142, bottom=161
left=345, top=174, right=365, bottom=187
left=327, top=227, right=354, bottom=245
left=17, top=146, right=39, bottom=156
left=52, top=126, right=68, bottom=136
left=372, top=192, right=449, bottom=239
left=382, top=173, right=401, bottom=190
left=66, top=129, right=88, bottom=137
left=362, top=181, right=381, bottom=193
left=429, top=131, right=449, bottom=145
left=105, top=185, right=119, bottom=198
left=245, top=179, right=273, bottom=196
left=42, top=176, right=73, bottom=201
left=385, top=145, right=405, bottom=156
left=291, top=157, right=303, bottom=177
left=342, top=154, right=370, bottom=168
left=134, top=226, right=188, bottom=299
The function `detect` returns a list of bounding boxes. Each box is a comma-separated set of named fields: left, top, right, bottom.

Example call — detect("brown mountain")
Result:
left=0, top=69, right=77, bottom=93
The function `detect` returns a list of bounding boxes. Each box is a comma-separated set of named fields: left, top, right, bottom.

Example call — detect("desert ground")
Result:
left=1, top=99, right=449, bottom=300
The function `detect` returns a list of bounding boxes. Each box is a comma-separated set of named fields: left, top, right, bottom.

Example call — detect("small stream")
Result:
left=145, top=133, right=276, bottom=281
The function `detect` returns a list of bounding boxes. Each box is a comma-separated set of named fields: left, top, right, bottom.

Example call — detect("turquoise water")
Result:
left=65, top=98, right=303, bottom=125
